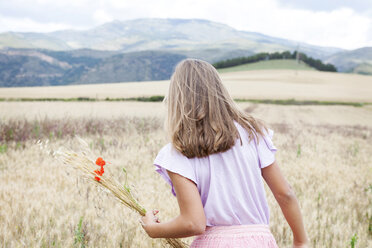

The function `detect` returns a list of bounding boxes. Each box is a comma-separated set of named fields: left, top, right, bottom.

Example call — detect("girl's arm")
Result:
left=261, top=161, right=309, bottom=248
left=141, top=170, right=206, bottom=238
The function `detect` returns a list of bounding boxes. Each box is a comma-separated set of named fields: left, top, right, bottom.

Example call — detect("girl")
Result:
left=141, top=59, right=308, bottom=247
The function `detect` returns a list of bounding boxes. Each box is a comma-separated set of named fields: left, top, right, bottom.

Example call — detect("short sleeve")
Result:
left=256, top=128, right=277, bottom=168
left=153, top=143, right=197, bottom=196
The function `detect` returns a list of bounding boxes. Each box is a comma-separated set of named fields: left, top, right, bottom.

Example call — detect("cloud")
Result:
left=0, top=14, right=87, bottom=33
left=0, top=0, right=371, bottom=49
left=276, top=0, right=372, bottom=14
left=93, top=10, right=114, bottom=24
left=227, top=4, right=372, bottom=49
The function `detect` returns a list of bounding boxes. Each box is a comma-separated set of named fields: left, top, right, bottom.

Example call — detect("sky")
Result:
left=0, top=0, right=371, bottom=50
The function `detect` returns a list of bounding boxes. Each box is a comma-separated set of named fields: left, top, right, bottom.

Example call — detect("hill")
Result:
left=0, top=18, right=343, bottom=60
left=217, top=59, right=315, bottom=73
left=325, top=47, right=372, bottom=74
left=213, top=51, right=337, bottom=72
left=0, top=18, right=371, bottom=87
left=0, top=49, right=185, bottom=87
left=1, top=18, right=372, bottom=82
left=0, top=49, right=320, bottom=87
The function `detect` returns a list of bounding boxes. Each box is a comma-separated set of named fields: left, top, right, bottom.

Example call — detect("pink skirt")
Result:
left=190, top=225, right=278, bottom=248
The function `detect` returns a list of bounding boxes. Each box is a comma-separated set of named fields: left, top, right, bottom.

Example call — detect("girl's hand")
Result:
left=140, top=210, right=160, bottom=237
left=293, top=242, right=309, bottom=248
left=293, top=237, right=309, bottom=248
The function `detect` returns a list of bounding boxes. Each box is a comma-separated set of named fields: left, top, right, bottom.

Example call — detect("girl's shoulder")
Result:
left=156, top=143, right=188, bottom=161
left=154, top=142, right=197, bottom=196
left=234, top=121, right=277, bottom=168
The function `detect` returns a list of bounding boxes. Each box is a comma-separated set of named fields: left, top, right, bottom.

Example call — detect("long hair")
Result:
left=166, top=59, right=267, bottom=158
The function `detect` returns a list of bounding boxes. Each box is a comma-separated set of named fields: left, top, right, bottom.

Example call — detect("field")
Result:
left=0, top=69, right=372, bottom=247
left=1, top=70, right=372, bottom=103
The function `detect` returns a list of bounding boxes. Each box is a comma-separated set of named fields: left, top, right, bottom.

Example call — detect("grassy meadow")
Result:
left=217, top=59, right=315, bottom=73
left=0, top=69, right=372, bottom=247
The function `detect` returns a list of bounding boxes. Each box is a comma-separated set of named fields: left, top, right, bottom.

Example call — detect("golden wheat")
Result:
left=42, top=137, right=186, bottom=248
left=0, top=104, right=371, bottom=247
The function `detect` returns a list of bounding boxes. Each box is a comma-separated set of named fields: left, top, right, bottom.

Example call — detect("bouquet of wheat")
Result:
left=40, top=138, right=187, bottom=248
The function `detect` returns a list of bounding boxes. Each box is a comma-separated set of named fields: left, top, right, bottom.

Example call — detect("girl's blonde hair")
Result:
left=166, top=59, right=267, bottom=158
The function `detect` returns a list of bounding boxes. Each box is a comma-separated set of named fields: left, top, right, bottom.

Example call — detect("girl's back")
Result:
left=155, top=122, right=276, bottom=226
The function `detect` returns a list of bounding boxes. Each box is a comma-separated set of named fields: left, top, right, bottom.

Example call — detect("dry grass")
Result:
left=0, top=101, right=166, bottom=121
left=1, top=70, right=372, bottom=102
left=1, top=107, right=372, bottom=247
left=50, top=138, right=186, bottom=248
left=1, top=101, right=372, bottom=127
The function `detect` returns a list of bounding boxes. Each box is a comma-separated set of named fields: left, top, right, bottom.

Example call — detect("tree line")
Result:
left=213, top=51, right=337, bottom=72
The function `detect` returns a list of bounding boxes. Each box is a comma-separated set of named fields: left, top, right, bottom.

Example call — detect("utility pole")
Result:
left=295, top=44, right=300, bottom=76
left=296, top=44, right=300, bottom=64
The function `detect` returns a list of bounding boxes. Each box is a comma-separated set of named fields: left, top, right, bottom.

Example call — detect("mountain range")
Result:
left=0, top=18, right=371, bottom=87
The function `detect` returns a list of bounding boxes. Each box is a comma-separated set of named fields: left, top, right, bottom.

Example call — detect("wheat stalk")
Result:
left=40, top=138, right=188, bottom=248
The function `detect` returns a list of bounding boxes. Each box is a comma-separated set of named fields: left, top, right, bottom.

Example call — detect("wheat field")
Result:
left=1, top=70, right=372, bottom=103
left=1, top=69, right=372, bottom=247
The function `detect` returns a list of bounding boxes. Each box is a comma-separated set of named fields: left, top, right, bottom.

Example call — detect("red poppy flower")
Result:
left=94, top=157, right=107, bottom=181
left=96, top=157, right=106, bottom=166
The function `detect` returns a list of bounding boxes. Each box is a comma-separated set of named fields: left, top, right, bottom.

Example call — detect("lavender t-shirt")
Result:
left=153, top=122, right=277, bottom=226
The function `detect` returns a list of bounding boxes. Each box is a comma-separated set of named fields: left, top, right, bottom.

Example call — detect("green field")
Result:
left=218, top=59, right=316, bottom=73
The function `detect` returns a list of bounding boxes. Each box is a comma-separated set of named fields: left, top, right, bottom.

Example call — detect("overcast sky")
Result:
left=0, top=0, right=371, bottom=50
